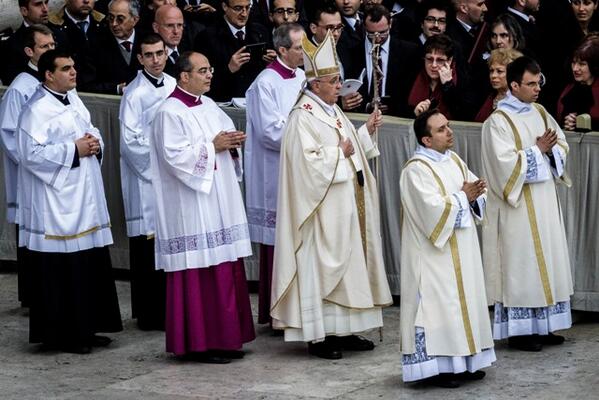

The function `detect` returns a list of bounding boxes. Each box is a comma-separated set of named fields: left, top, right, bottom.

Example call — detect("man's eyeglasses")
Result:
left=318, top=24, right=344, bottom=33
left=229, top=4, right=252, bottom=13
left=521, top=73, right=546, bottom=88
left=423, top=16, right=447, bottom=25
left=366, top=29, right=390, bottom=39
left=273, top=7, right=298, bottom=15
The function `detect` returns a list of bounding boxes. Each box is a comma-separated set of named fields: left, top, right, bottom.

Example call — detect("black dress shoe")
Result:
left=537, top=333, right=565, bottom=345
left=89, top=335, right=113, bottom=347
left=186, top=351, right=232, bottom=364
left=213, top=349, right=245, bottom=359
left=422, top=373, right=461, bottom=388
left=335, top=335, right=375, bottom=351
left=455, top=370, right=486, bottom=380
left=508, top=335, right=543, bottom=352
left=308, top=341, right=343, bottom=360
left=61, top=344, right=92, bottom=354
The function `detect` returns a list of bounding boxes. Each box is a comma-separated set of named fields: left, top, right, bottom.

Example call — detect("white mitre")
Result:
left=302, top=30, right=340, bottom=81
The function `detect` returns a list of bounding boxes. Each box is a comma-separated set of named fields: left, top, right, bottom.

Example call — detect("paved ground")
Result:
left=0, top=272, right=598, bottom=399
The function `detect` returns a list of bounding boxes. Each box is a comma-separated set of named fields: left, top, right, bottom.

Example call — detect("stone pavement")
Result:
left=0, top=272, right=597, bottom=399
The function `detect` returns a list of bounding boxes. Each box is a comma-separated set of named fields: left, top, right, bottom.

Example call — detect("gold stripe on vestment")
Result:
left=403, top=157, right=476, bottom=352
left=493, top=110, right=554, bottom=305
left=44, top=224, right=108, bottom=240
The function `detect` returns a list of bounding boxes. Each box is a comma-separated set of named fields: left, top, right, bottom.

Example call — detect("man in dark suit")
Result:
left=153, top=4, right=202, bottom=76
left=335, top=0, right=364, bottom=80
left=194, top=0, right=269, bottom=101
left=1, top=0, right=64, bottom=85
left=385, top=0, right=421, bottom=42
left=48, top=0, right=105, bottom=91
left=446, top=0, right=487, bottom=61
left=86, top=0, right=142, bottom=94
left=357, top=4, right=420, bottom=117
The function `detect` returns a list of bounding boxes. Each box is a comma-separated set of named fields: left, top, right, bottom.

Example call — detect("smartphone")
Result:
left=244, top=42, right=266, bottom=59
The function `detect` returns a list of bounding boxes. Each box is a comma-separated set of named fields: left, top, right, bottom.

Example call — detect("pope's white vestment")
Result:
left=271, top=91, right=392, bottom=343
left=400, top=145, right=495, bottom=382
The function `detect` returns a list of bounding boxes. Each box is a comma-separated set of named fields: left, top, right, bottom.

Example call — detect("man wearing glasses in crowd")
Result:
left=417, top=0, right=450, bottom=46
left=194, top=0, right=270, bottom=101
left=356, top=3, right=419, bottom=117
left=309, top=3, right=363, bottom=111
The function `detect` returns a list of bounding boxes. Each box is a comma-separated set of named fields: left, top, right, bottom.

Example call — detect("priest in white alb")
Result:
left=119, top=33, right=176, bottom=331
left=244, top=22, right=305, bottom=325
left=150, top=51, right=255, bottom=364
left=17, top=49, right=122, bottom=354
left=271, top=31, right=392, bottom=360
left=481, top=56, right=573, bottom=352
left=0, top=24, right=54, bottom=307
left=400, top=108, right=495, bottom=388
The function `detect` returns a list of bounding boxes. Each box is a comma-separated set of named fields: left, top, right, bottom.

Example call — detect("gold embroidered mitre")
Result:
left=301, top=30, right=340, bottom=80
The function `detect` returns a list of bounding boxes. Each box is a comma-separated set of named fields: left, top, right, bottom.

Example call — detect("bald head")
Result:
left=152, top=5, right=184, bottom=48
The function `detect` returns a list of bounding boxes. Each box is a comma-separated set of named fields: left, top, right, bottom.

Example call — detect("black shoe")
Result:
left=271, top=329, right=284, bottom=337
left=185, top=351, right=232, bottom=364
left=61, top=344, right=92, bottom=354
left=213, top=349, right=245, bottom=359
left=537, top=333, right=565, bottom=345
left=508, top=335, right=543, bottom=352
left=422, top=374, right=461, bottom=388
left=89, top=335, right=113, bottom=347
left=308, top=341, right=343, bottom=360
left=335, top=335, right=375, bottom=351
left=455, top=370, right=486, bottom=381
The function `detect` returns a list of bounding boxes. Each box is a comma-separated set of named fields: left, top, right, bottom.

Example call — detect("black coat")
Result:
left=336, top=16, right=365, bottom=80
left=357, top=38, right=421, bottom=118
left=194, top=18, right=269, bottom=101
left=82, top=27, right=142, bottom=94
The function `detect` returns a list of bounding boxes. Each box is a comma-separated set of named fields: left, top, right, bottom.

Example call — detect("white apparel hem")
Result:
left=401, top=327, right=496, bottom=382
left=492, top=301, right=572, bottom=339
left=19, top=225, right=114, bottom=253
left=283, top=303, right=383, bottom=343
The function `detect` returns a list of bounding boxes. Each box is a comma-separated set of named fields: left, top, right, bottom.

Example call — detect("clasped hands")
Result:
left=75, top=133, right=100, bottom=157
left=462, top=179, right=486, bottom=202
left=213, top=130, right=246, bottom=153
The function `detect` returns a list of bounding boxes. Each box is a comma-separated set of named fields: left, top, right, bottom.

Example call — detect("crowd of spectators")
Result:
left=3, top=0, right=599, bottom=129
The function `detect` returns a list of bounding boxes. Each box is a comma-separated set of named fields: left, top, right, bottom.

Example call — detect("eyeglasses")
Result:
left=229, top=4, right=252, bottom=13
left=141, top=49, right=165, bottom=59
left=366, top=29, right=390, bottom=39
left=107, top=14, right=132, bottom=25
left=195, top=66, right=215, bottom=75
left=159, top=23, right=184, bottom=31
left=521, top=73, right=546, bottom=88
left=273, top=7, right=298, bottom=15
left=424, top=56, right=448, bottom=65
left=423, top=16, right=447, bottom=25
left=318, top=24, right=344, bottom=32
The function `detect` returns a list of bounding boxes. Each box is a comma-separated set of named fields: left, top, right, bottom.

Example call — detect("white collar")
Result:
left=43, top=85, right=69, bottom=99
left=305, top=89, right=337, bottom=117
left=456, top=17, right=473, bottom=32
left=507, top=7, right=531, bottom=22
left=344, top=16, right=360, bottom=29
left=419, top=33, right=426, bottom=45
left=497, top=91, right=534, bottom=114
left=65, top=8, right=91, bottom=24
left=414, top=144, right=450, bottom=162
left=116, top=30, right=135, bottom=45
left=27, top=61, right=38, bottom=72
left=144, top=69, right=164, bottom=83
left=392, top=3, right=403, bottom=13
left=225, top=18, right=246, bottom=37
left=167, top=46, right=179, bottom=56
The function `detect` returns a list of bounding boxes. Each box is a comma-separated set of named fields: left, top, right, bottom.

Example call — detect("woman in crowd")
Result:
left=557, top=34, right=599, bottom=131
left=408, top=34, right=474, bottom=120
left=474, top=48, right=523, bottom=122
left=487, top=13, right=526, bottom=54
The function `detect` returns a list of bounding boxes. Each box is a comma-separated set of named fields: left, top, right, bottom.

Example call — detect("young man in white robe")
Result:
left=400, top=108, right=496, bottom=388
left=244, top=22, right=305, bottom=326
left=119, top=33, right=176, bottom=331
left=16, top=49, right=122, bottom=354
left=0, top=24, right=55, bottom=307
left=481, top=56, right=573, bottom=352
left=150, top=51, right=255, bottom=364
left=271, top=31, right=393, bottom=360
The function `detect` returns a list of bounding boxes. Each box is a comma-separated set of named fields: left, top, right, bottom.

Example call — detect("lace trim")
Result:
left=157, top=223, right=250, bottom=255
